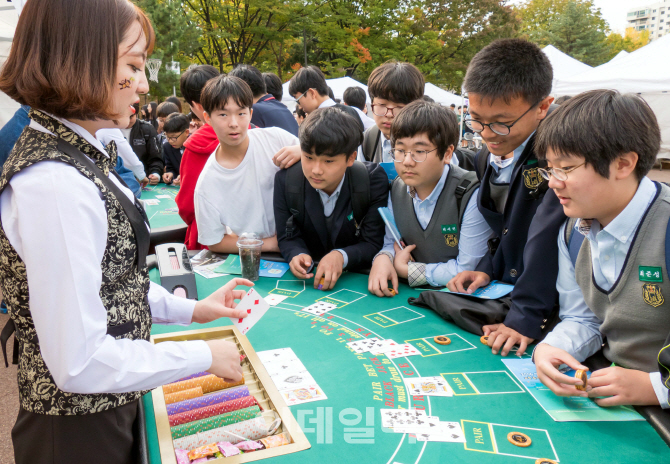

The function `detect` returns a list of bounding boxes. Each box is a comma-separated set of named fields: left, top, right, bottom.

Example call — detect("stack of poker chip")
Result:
left=163, top=374, right=244, bottom=395
left=170, top=405, right=262, bottom=439
left=173, top=416, right=268, bottom=450
left=168, top=395, right=260, bottom=427
left=167, top=385, right=250, bottom=416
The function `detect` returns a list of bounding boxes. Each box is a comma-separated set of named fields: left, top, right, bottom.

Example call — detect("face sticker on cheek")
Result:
left=119, top=77, right=135, bottom=90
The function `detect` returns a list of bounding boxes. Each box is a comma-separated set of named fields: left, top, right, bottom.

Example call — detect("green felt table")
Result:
left=143, top=270, right=670, bottom=463
left=141, top=183, right=185, bottom=230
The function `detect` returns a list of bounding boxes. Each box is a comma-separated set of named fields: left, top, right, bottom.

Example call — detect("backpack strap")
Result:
left=284, top=163, right=305, bottom=239
left=454, top=169, right=480, bottom=225
left=564, top=217, right=584, bottom=268
left=347, top=161, right=371, bottom=237
left=474, top=145, right=490, bottom=181
left=362, top=126, right=381, bottom=162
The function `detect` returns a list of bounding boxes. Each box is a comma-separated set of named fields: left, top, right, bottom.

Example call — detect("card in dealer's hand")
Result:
left=346, top=337, right=380, bottom=354
left=404, top=376, right=453, bottom=397
left=302, top=302, right=337, bottom=316
left=232, top=288, right=270, bottom=335
left=385, top=343, right=421, bottom=359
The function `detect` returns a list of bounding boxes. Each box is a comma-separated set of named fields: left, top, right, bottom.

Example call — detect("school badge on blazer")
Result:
left=441, top=224, right=458, bottom=247
left=523, top=167, right=542, bottom=190
left=642, top=283, right=664, bottom=307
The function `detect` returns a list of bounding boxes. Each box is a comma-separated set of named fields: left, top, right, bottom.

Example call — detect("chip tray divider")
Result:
left=151, top=326, right=311, bottom=463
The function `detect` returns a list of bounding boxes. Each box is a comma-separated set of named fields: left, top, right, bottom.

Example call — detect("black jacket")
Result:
left=251, top=95, right=300, bottom=136
left=274, top=162, right=389, bottom=270
left=475, top=133, right=566, bottom=340
left=130, top=119, right=163, bottom=177
left=162, top=141, right=183, bottom=177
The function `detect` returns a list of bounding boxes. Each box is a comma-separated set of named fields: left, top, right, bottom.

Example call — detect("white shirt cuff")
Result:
left=650, top=372, right=670, bottom=409
left=181, top=339, right=214, bottom=374
left=335, top=249, right=348, bottom=269
left=149, top=281, right=197, bottom=325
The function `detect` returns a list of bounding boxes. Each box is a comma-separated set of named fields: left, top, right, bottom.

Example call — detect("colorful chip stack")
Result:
left=169, top=395, right=260, bottom=427
left=171, top=405, right=262, bottom=439
left=169, top=371, right=210, bottom=383
left=173, top=416, right=268, bottom=450
left=163, top=374, right=244, bottom=395
left=167, top=385, right=250, bottom=416
left=164, top=386, right=203, bottom=405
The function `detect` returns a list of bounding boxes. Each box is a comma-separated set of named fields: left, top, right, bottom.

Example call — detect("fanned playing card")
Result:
left=347, top=337, right=380, bottom=354
left=231, top=288, right=269, bottom=335
left=385, top=343, right=421, bottom=359
left=302, top=302, right=337, bottom=316
left=370, top=339, right=399, bottom=355
left=415, top=421, right=466, bottom=442
left=380, top=409, right=427, bottom=428
left=393, top=416, right=441, bottom=433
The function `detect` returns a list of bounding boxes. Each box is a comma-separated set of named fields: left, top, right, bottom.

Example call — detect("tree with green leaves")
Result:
left=605, top=27, right=649, bottom=62
left=537, top=0, right=609, bottom=66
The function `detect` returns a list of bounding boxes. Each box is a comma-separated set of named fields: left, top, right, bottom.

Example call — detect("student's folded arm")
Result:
left=534, top=221, right=603, bottom=361
left=342, top=165, right=389, bottom=270
left=1, top=162, right=211, bottom=395
left=273, top=169, right=310, bottom=263
left=426, top=189, right=494, bottom=286
left=504, top=190, right=566, bottom=340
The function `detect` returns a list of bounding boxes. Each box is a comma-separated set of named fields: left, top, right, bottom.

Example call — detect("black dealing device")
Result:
left=155, top=243, right=198, bottom=300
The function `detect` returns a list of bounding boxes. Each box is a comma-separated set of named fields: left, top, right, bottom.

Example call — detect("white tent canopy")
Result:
left=542, top=45, right=592, bottom=93
left=0, top=1, right=20, bottom=127
left=424, top=83, right=461, bottom=106
left=605, top=50, right=629, bottom=65
left=553, top=35, right=670, bottom=159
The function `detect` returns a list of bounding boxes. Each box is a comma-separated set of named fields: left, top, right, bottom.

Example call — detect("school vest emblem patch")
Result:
left=523, top=167, right=542, bottom=190
left=441, top=224, right=459, bottom=247
left=643, top=283, right=664, bottom=307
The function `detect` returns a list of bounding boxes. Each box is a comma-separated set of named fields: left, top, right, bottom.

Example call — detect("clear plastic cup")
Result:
left=236, top=232, right=263, bottom=281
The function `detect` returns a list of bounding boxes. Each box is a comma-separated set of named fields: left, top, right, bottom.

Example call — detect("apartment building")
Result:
left=627, top=0, right=670, bottom=40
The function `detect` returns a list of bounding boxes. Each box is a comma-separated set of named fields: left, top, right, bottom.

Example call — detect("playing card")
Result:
left=264, top=358, right=306, bottom=378
left=281, top=384, right=327, bottom=405
left=380, top=409, right=427, bottom=428
left=302, top=302, right=337, bottom=316
left=404, top=376, right=453, bottom=397
left=393, top=416, right=441, bottom=433
left=231, top=288, right=270, bottom=335
left=415, top=422, right=466, bottom=442
left=264, top=294, right=288, bottom=306
left=271, top=370, right=316, bottom=391
left=385, top=344, right=421, bottom=359
left=347, top=337, right=381, bottom=354
left=156, top=195, right=171, bottom=199
left=257, top=347, right=296, bottom=364
left=370, top=339, right=399, bottom=355
left=143, top=199, right=159, bottom=205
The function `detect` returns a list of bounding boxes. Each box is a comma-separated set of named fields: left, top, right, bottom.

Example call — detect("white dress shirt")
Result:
left=489, top=134, right=532, bottom=184
left=541, top=177, right=668, bottom=407
left=97, top=128, right=147, bottom=181
left=318, top=98, right=337, bottom=109
left=0, top=116, right=212, bottom=394
left=351, top=107, right=376, bottom=131
left=316, top=174, right=348, bottom=268
left=379, top=166, right=494, bottom=286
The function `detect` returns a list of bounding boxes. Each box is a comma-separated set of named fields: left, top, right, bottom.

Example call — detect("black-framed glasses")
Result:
left=166, top=129, right=187, bottom=142
left=392, top=148, right=438, bottom=163
left=371, top=104, right=405, bottom=117
left=538, top=163, right=585, bottom=181
left=466, top=99, right=542, bottom=136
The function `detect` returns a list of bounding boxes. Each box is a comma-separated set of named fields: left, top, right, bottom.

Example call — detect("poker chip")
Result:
left=388, top=288, right=397, bottom=296
left=574, top=369, right=588, bottom=391
left=480, top=335, right=489, bottom=345
left=535, top=459, right=558, bottom=464
left=434, top=336, right=451, bottom=345
left=163, top=374, right=244, bottom=395
left=507, top=432, right=532, bottom=447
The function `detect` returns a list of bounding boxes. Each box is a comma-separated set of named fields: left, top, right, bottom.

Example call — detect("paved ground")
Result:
left=0, top=166, right=669, bottom=463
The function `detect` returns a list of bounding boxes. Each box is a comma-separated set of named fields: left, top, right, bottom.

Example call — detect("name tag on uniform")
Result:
left=347, top=212, right=354, bottom=221
left=639, top=266, right=663, bottom=282
left=442, top=224, right=458, bottom=247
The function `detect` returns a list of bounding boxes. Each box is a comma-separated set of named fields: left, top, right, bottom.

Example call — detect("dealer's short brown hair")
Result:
left=0, top=0, right=155, bottom=121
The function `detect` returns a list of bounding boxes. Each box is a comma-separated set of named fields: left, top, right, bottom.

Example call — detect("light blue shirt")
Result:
left=542, top=177, right=668, bottom=407
left=380, top=165, right=494, bottom=286
left=301, top=174, right=348, bottom=269
left=489, top=134, right=532, bottom=184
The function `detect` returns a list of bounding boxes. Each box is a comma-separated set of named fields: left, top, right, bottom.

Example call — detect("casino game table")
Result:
left=143, top=270, right=670, bottom=463
left=141, top=183, right=187, bottom=250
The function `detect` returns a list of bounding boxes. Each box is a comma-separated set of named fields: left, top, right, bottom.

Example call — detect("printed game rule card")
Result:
left=502, top=358, right=644, bottom=422
left=440, top=280, right=514, bottom=299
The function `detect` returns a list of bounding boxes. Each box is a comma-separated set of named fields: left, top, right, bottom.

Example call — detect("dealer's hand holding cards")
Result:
left=190, top=278, right=255, bottom=382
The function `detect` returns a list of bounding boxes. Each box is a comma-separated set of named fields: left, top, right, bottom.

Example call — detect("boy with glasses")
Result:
left=533, top=90, right=669, bottom=409
left=360, top=62, right=425, bottom=163
left=369, top=101, right=492, bottom=295
left=162, top=113, right=190, bottom=185
left=445, top=39, right=565, bottom=357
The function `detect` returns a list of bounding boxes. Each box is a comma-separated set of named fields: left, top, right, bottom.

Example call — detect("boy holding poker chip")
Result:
left=274, top=107, right=389, bottom=290
left=533, top=90, right=669, bottom=407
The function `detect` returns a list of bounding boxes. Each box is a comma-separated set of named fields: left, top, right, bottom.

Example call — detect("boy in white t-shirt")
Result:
left=194, top=75, right=299, bottom=253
